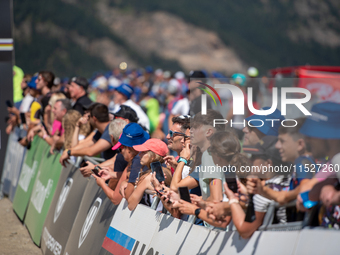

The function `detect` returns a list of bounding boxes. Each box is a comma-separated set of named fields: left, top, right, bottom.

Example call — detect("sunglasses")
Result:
left=169, top=130, right=190, bottom=139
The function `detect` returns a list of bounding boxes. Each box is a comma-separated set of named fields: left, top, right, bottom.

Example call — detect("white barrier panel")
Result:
left=293, top=229, right=340, bottom=255
left=212, top=231, right=300, bottom=255
left=148, top=213, right=216, bottom=254
left=1, top=128, right=26, bottom=201
left=101, top=199, right=328, bottom=255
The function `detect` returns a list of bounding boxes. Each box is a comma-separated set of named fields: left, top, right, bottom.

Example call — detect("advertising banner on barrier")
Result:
left=101, top=200, right=303, bottom=255
left=63, top=178, right=117, bottom=255
left=24, top=147, right=63, bottom=246
left=41, top=163, right=89, bottom=255
left=1, top=127, right=26, bottom=201
left=12, top=137, right=47, bottom=220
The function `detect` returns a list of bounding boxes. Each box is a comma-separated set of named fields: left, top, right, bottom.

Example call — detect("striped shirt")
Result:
left=254, top=175, right=291, bottom=223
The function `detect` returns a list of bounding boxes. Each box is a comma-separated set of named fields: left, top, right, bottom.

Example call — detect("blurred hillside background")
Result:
left=13, top=0, right=340, bottom=77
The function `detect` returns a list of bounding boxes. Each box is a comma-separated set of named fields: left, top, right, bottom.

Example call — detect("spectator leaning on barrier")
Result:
left=112, top=83, right=150, bottom=131
left=62, top=109, right=92, bottom=151
left=38, top=98, right=72, bottom=150
left=175, top=130, right=249, bottom=229
left=247, top=118, right=316, bottom=208
left=127, top=138, right=171, bottom=210
left=82, top=106, right=138, bottom=180
left=169, top=110, right=229, bottom=229
left=91, top=119, right=131, bottom=205
left=112, top=123, right=150, bottom=200
left=242, top=107, right=284, bottom=146
left=164, top=115, right=191, bottom=173
left=36, top=71, right=54, bottom=125
left=229, top=136, right=290, bottom=238
left=17, top=75, right=42, bottom=147
left=27, top=75, right=42, bottom=126
left=19, top=74, right=34, bottom=114
left=36, top=71, right=54, bottom=109
left=59, top=103, right=114, bottom=167
left=296, top=102, right=340, bottom=228
left=69, top=76, right=93, bottom=115
left=191, top=109, right=226, bottom=203
left=46, top=92, right=67, bottom=131
left=80, top=119, right=128, bottom=179
left=6, top=74, right=34, bottom=130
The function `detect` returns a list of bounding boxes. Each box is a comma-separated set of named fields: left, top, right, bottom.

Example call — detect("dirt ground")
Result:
left=0, top=198, right=41, bottom=255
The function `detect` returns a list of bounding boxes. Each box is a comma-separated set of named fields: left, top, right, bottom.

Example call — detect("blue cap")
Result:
left=117, top=123, right=150, bottom=148
left=115, top=83, right=134, bottom=99
left=211, top=71, right=226, bottom=79
left=28, top=76, right=38, bottom=89
left=246, top=107, right=285, bottom=136
left=231, top=73, right=246, bottom=86
left=145, top=66, right=153, bottom=73
left=299, top=102, right=340, bottom=139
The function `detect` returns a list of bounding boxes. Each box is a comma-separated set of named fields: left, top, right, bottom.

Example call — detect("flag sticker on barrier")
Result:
left=102, top=227, right=136, bottom=255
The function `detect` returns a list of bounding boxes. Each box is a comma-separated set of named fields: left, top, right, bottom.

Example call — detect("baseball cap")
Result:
left=133, top=138, right=169, bottom=157
left=115, top=83, right=134, bottom=99
left=243, top=136, right=280, bottom=161
left=71, top=77, right=89, bottom=90
left=112, top=105, right=139, bottom=123
left=112, top=123, right=150, bottom=150
left=299, top=102, right=340, bottom=139
left=246, top=107, right=285, bottom=136
left=28, top=76, right=38, bottom=89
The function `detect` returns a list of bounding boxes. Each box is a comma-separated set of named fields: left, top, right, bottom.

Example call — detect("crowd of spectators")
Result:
left=5, top=66, right=340, bottom=238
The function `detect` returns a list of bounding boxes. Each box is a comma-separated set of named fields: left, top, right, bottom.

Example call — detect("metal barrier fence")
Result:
left=0, top=131, right=337, bottom=255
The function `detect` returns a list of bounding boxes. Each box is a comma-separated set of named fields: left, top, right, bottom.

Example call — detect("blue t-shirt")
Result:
left=290, top=155, right=316, bottom=190
left=189, top=169, right=202, bottom=196
left=93, top=124, right=116, bottom=160
left=114, top=153, right=128, bottom=172
left=128, top=155, right=148, bottom=183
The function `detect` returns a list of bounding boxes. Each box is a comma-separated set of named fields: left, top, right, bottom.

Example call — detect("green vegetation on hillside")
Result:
left=13, top=0, right=182, bottom=77
left=13, top=0, right=340, bottom=77
left=109, top=0, right=340, bottom=72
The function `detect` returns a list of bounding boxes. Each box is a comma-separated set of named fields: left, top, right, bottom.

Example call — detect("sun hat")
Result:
left=133, top=138, right=169, bottom=157
left=112, top=123, right=149, bottom=150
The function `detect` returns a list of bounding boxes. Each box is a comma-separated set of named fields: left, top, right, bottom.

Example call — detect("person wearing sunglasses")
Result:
left=164, top=115, right=191, bottom=171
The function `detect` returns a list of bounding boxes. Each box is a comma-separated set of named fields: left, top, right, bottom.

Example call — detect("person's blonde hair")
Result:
left=138, top=151, right=171, bottom=186
left=48, top=92, right=66, bottom=124
left=62, top=110, right=92, bottom=149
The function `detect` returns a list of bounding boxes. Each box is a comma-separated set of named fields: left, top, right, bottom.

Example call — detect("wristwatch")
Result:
left=177, top=157, right=188, bottom=164
left=194, top=208, right=201, bottom=218
left=67, top=149, right=71, bottom=156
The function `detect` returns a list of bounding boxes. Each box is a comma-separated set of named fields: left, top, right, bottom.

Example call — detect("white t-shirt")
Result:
left=171, top=98, right=190, bottom=116
left=19, top=93, right=34, bottom=113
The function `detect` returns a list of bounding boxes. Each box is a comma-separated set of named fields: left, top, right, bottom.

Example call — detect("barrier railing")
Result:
left=0, top=131, right=338, bottom=255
